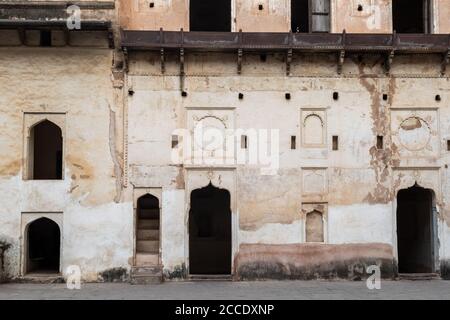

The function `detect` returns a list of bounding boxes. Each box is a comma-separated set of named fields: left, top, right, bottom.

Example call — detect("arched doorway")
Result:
left=26, top=218, right=61, bottom=274
left=30, top=120, right=63, bottom=180
left=136, top=194, right=160, bottom=259
left=189, top=183, right=231, bottom=275
left=396, top=184, right=436, bottom=273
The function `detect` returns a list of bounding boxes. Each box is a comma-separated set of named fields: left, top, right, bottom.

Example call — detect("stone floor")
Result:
left=0, top=280, right=449, bottom=300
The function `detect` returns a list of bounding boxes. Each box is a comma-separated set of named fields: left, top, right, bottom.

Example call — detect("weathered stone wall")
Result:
left=126, top=50, right=450, bottom=278
left=0, top=46, right=132, bottom=281
left=435, top=0, right=450, bottom=33
left=331, top=0, right=392, bottom=33
left=119, top=0, right=188, bottom=31
left=236, top=0, right=289, bottom=32
left=119, top=0, right=450, bottom=34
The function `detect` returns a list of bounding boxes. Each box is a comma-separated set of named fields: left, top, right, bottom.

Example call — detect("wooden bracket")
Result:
left=237, top=29, right=243, bottom=75
left=160, top=48, right=165, bottom=74
left=180, top=28, right=185, bottom=76
left=17, top=28, right=25, bottom=45
left=159, top=28, right=165, bottom=74
left=180, top=47, right=185, bottom=76
left=237, top=48, right=243, bottom=74
left=107, top=27, right=114, bottom=49
left=64, top=29, right=71, bottom=46
left=441, top=50, right=450, bottom=76
left=337, top=50, right=345, bottom=74
left=385, top=50, right=395, bottom=74
left=123, top=47, right=129, bottom=73
left=286, top=48, right=293, bottom=76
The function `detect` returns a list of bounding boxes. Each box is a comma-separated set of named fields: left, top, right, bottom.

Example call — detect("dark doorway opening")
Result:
left=291, top=0, right=330, bottom=33
left=189, top=183, right=231, bottom=274
left=393, top=0, right=431, bottom=33
left=31, top=120, right=63, bottom=180
left=189, top=0, right=231, bottom=32
left=136, top=194, right=160, bottom=256
left=27, top=218, right=60, bottom=273
left=397, top=184, right=435, bottom=273
left=291, top=0, right=309, bottom=32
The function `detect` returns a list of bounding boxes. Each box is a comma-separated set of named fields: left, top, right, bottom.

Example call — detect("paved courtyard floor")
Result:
left=0, top=280, right=449, bottom=300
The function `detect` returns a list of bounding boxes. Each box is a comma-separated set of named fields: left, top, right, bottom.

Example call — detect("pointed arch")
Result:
left=135, top=193, right=160, bottom=259
left=306, top=209, right=324, bottom=243
left=396, top=183, right=437, bottom=273
left=189, top=183, right=232, bottom=275
left=29, top=120, right=63, bottom=180
left=26, top=217, right=61, bottom=273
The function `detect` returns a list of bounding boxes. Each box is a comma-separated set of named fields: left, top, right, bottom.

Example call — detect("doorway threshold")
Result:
left=188, top=274, right=233, bottom=281
left=398, top=273, right=440, bottom=280
left=20, top=272, right=64, bottom=283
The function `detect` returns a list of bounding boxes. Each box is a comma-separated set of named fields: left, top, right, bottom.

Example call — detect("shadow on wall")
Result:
left=0, top=240, right=11, bottom=283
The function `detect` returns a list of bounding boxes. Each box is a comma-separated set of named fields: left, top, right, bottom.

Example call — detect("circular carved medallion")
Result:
left=398, top=117, right=431, bottom=151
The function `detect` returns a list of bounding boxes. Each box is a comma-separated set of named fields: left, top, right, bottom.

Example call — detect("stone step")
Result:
left=138, top=208, right=160, bottom=219
left=137, top=219, right=159, bottom=230
left=189, top=274, right=233, bottom=281
left=130, top=266, right=162, bottom=285
left=19, top=273, right=65, bottom=284
left=399, top=273, right=440, bottom=281
left=137, top=229, right=159, bottom=241
left=135, top=253, right=159, bottom=266
left=132, top=266, right=161, bottom=273
left=137, top=240, right=159, bottom=253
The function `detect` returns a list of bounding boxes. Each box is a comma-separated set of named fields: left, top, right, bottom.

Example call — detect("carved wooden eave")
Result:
left=0, top=1, right=115, bottom=48
left=121, top=29, right=450, bottom=76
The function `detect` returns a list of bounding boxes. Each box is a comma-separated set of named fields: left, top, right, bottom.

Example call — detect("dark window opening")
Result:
left=27, top=218, right=60, bottom=273
left=136, top=194, right=160, bottom=255
left=291, top=136, right=297, bottom=150
left=172, top=135, right=179, bottom=148
left=393, top=0, right=431, bottom=33
left=447, top=140, right=450, bottom=151
left=30, top=120, right=63, bottom=180
left=333, top=92, right=339, bottom=100
left=40, top=30, right=52, bottom=47
left=291, top=0, right=330, bottom=33
left=377, top=136, right=384, bottom=149
left=332, top=135, right=338, bottom=150
left=190, top=0, right=231, bottom=32
left=397, top=185, right=435, bottom=273
left=189, top=183, right=231, bottom=274
left=241, top=135, right=248, bottom=149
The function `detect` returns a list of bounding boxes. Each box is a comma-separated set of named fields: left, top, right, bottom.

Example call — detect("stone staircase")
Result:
left=131, top=208, right=162, bottom=284
left=189, top=274, right=233, bottom=281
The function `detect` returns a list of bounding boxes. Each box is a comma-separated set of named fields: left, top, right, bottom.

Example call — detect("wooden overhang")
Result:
left=0, top=1, right=115, bottom=47
left=121, top=29, right=450, bottom=75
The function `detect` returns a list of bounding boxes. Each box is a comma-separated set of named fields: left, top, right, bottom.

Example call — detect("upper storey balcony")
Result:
left=119, top=0, right=450, bottom=34
left=120, top=1, right=450, bottom=75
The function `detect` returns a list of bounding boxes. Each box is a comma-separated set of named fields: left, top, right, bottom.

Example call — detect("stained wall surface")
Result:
left=126, top=51, right=450, bottom=278
left=0, top=45, right=132, bottom=281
